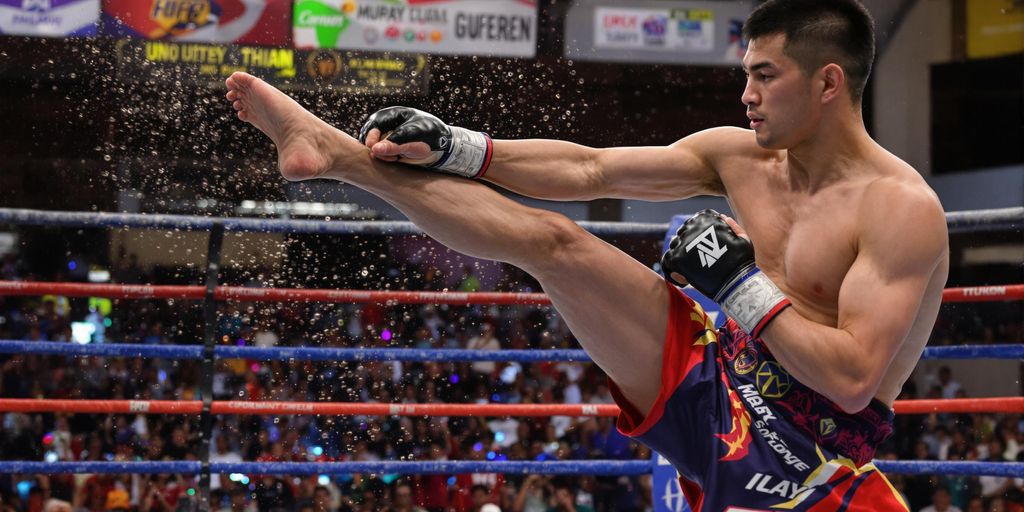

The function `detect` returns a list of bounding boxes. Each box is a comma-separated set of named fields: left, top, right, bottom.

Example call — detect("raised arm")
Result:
left=760, top=183, right=949, bottom=412
left=360, top=106, right=730, bottom=202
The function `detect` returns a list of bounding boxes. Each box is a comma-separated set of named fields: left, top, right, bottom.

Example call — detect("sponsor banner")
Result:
left=116, top=39, right=429, bottom=94
left=293, top=0, right=537, bottom=58
left=566, top=1, right=754, bottom=66
left=0, top=0, right=100, bottom=37
left=652, top=452, right=691, bottom=512
left=967, top=0, right=1024, bottom=59
left=102, top=0, right=291, bottom=46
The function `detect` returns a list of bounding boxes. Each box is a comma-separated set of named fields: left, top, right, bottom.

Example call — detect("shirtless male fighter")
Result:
left=224, top=0, right=948, bottom=508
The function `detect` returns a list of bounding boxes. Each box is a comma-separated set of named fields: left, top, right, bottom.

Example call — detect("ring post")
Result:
left=198, top=222, right=224, bottom=511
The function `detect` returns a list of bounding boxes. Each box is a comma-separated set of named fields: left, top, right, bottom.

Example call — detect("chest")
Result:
left=728, top=188, right=860, bottom=309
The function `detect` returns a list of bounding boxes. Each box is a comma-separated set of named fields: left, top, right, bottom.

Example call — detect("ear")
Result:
left=819, top=63, right=846, bottom=104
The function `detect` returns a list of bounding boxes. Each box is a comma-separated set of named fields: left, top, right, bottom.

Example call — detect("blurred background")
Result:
left=0, top=1, right=1021, bottom=511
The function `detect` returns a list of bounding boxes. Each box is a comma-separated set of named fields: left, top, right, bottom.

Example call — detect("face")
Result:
left=394, top=485, right=412, bottom=505
left=741, top=34, right=819, bottom=149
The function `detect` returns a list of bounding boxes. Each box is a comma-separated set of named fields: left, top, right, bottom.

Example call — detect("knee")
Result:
left=526, top=212, right=591, bottom=275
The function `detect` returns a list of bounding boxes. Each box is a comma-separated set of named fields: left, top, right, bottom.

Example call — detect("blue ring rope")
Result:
left=875, top=460, right=1024, bottom=477
left=0, top=340, right=1019, bottom=362
left=0, top=208, right=667, bottom=238
left=945, top=207, right=1024, bottom=234
left=921, top=344, right=1024, bottom=359
left=0, top=207, right=1019, bottom=236
left=0, top=460, right=1018, bottom=477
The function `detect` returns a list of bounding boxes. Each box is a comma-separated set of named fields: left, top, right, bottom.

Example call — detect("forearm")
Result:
left=484, top=139, right=605, bottom=201
left=486, top=140, right=716, bottom=202
left=760, top=309, right=882, bottom=413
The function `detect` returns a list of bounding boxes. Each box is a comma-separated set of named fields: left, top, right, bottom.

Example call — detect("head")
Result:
left=312, top=485, right=331, bottom=511
left=470, top=484, right=490, bottom=509
left=393, top=482, right=414, bottom=508
left=966, top=496, right=984, bottom=512
left=741, top=0, right=875, bottom=149
left=931, top=487, right=951, bottom=509
left=938, top=366, right=952, bottom=384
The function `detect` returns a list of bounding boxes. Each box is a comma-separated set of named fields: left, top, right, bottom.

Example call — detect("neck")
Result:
left=785, top=106, right=874, bottom=192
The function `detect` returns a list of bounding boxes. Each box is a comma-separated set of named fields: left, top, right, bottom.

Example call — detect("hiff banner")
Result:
left=565, top=0, right=754, bottom=66
left=0, top=0, right=100, bottom=37
left=294, top=0, right=537, bottom=58
left=652, top=451, right=692, bottom=512
left=102, top=0, right=292, bottom=46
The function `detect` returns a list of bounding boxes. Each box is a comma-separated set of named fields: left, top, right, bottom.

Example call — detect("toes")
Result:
left=238, top=110, right=248, bottom=121
left=233, top=100, right=243, bottom=111
left=226, top=90, right=238, bottom=101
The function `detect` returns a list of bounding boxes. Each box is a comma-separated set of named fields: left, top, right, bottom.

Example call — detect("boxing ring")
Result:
left=0, top=206, right=1022, bottom=509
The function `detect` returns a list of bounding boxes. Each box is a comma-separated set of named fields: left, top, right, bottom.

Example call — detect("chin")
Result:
left=754, top=134, right=779, bottom=149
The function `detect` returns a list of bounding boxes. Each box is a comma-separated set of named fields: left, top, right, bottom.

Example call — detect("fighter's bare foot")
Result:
left=225, top=72, right=332, bottom=181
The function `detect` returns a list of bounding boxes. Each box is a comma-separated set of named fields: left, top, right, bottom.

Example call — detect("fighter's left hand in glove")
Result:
left=661, top=209, right=791, bottom=337
left=358, top=106, right=492, bottom=179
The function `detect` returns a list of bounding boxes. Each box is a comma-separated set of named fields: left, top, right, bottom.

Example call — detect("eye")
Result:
left=760, top=74, right=774, bottom=82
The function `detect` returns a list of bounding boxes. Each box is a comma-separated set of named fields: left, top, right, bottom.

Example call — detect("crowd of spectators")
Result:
left=0, top=250, right=1021, bottom=511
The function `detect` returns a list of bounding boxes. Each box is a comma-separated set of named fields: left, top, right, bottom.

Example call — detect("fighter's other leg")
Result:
left=225, top=72, right=669, bottom=412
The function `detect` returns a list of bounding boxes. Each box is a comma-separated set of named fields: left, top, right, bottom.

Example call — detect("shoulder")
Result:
left=670, top=127, right=780, bottom=183
left=857, top=170, right=948, bottom=266
left=860, top=168, right=945, bottom=230
left=671, top=126, right=764, bottom=158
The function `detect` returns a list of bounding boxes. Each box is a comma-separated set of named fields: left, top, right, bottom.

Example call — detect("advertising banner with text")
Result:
left=117, top=39, right=429, bottom=94
left=103, top=0, right=291, bottom=46
left=0, top=0, right=99, bottom=37
left=294, top=0, right=536, bottom=58
left=565, top=0, right=754, bottom=66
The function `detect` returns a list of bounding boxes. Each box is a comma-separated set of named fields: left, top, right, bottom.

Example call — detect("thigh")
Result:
left=535, top=230, right=672, bottom=415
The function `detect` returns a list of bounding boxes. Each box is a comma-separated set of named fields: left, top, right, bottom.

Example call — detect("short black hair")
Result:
left=743, top=0, right=875, bottom=103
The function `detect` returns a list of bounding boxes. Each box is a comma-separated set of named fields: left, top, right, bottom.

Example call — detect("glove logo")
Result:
left=438, top=135, right=449, bottom=149
left=684, top=225, right=728, bottom=268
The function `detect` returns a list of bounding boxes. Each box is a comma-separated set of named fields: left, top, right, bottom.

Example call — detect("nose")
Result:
left=741, top=78, right=759, bottom=107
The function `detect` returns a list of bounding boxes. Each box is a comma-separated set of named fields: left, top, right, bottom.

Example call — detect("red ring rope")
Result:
left=0, top=281, right=549, bottom=305
left=0, top=281, right=1021, bottom=304
left=1, top=397, right=1020, bottom=416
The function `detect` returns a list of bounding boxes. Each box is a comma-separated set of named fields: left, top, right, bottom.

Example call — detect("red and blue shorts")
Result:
left=610, top=283, right=908, bottom=511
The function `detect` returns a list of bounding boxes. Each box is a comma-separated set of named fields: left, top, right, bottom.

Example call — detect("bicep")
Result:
left=837, top=253, right=930, bottom=360
left=837, top=208, right=946, bottom=369
left=594, top=128, right=730, bottom=200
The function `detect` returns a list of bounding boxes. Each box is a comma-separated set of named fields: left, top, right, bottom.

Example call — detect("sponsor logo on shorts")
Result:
left=819, top=418, right=836, bottom=438
left=744, top=473, right=813, bottom=501
left=737, top=384, right=810, bottom=471
left=733, top=346, right=758, bottom=374
left=685, top=225, right=727, bottom=267
left=755, top=361, right=792, bottom=399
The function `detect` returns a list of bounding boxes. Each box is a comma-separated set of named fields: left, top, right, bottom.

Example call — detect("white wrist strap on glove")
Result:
left=431, top=126, right=493, bottom=179
left=716, top=265, right=791, bottom=337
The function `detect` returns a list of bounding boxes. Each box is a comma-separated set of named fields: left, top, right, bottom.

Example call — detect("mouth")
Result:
left=747, top=113, right=764, bottom=129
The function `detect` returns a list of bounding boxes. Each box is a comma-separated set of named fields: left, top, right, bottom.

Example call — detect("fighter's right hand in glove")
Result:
left=661, top=209, right=791, bottom=337
left=358, top=106, right=492, bottom=179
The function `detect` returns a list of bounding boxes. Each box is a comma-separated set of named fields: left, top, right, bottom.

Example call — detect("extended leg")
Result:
left=225, top=72, right=670, bottom=412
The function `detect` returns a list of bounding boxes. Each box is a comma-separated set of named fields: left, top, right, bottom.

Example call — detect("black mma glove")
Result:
left=661, top=209, right=790, bottom=337
left=358, top=106, right=493, bottom=179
